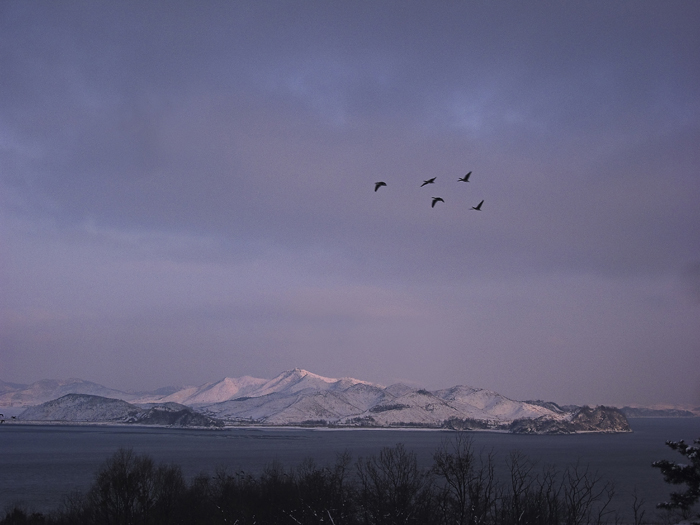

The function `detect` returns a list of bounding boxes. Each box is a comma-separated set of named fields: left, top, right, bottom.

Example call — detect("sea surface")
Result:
left=1, top=418, right=699, bottom=518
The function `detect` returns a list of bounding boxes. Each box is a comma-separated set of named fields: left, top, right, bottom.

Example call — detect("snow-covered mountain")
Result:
left=194, top=375, right=609, bottom=431
left=18, top=394, right=223, bottom=427
left=140, top=376, right=268, bottom=405
left=1, top=369, right=368, bottom=408
left=2, top=369, right=632, bottom=433
left=132, top=368, right=373, bottom=405
left=0, top=378, right=141, bottom=407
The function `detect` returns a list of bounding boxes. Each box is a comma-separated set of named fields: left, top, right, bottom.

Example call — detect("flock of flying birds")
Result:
left=374, top=171, right=484, bottom=210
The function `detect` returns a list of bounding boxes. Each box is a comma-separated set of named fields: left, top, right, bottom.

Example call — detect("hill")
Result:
left=18, top=394, right=223, bottom=428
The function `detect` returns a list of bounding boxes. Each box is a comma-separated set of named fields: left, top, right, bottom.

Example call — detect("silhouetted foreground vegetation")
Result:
left=652, top=437, right=700, bottom=521
left=3, top=434, right=698, bottom=525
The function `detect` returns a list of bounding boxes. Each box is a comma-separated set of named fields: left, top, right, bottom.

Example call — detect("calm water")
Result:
left=1, top=418, right=699, bottom=517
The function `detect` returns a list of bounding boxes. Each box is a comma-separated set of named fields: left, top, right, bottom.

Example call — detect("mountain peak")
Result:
left=284, top=368, right=330, bottom=380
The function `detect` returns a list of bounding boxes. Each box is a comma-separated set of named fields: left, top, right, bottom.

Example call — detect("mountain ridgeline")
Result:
left=3, top=369, right=631, bottom=433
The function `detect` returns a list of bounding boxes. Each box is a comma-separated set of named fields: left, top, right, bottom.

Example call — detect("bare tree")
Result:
left=87, top=448, right=159, bottom=525
left=560, top=462, right=615, bottom=525
left=504, top=450, right=536, bottom=524
left=631, top=488, right=646, bottom=525
left=432, top=433, right=498, bottom=525
left=285, top=452, right=355, bottom=525
left=356, top=443, right=430, bottom=525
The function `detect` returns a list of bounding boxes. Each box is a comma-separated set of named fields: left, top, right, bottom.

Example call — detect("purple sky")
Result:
left=1, top=1, right=699, bottom=406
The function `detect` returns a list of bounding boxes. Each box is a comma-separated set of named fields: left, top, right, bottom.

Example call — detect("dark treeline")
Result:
left=2, top=433, right=698, bottom=525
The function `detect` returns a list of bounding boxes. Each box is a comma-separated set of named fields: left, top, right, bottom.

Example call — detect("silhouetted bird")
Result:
left=420, top=177, right=436, bottom=187
left=471, top=200, right=484, bottom=211
left=431, top=197, right=445, bottom=208
left=458, top=171, right=472, bottom=182
left=374, top=181, right=387, bottom=192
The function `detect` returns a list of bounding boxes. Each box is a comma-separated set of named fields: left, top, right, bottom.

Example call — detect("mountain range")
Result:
left=0, top=369, right=643, bottom=433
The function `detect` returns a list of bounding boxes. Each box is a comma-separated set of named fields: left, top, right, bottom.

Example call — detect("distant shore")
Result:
left=0, top=419, right=640, bottom=435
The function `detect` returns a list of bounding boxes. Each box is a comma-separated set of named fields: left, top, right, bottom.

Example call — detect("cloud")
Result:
left=1, top=1, right=699, bottom=404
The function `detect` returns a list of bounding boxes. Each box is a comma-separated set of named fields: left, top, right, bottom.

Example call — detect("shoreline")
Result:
left=0, top=419, right=635, bottom=435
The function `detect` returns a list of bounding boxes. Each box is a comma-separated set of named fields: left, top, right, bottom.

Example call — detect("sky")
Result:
left=1, top=1, right=699, bottom=407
